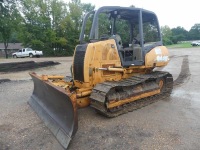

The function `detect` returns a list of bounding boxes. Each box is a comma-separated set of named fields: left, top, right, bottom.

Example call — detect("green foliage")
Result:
left=163, top=37, right=173, bottom=45
left=0, top=0, right=22, bottom=58
left=161, top=25, right=173, bottom=45
left=188, top=23, right=200, bottom=40
left=171, top=26, right=188, bottom=44
left=160, top=25, right=200, bottom=45
left=161, top=25, right=200, bottom=45
left=98, top=13, right=111, bottom=37
left=143, top=23, right=159, bottom=43
left=116, top=19, right=129, bottom=43
left=31, top=40, right=44, bottom=49
left=18, top=0, right=94, bottom=57
left=1, top=0, right=200, bottom=57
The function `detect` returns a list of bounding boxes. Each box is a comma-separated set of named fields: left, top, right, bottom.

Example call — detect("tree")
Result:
left=19, top=0, right=52, bottom=55
left=160, top=25, right=173, bottom=45
left=188, top=23, right=200, bottom=40
left=171, top=26, right=188, bottom=44
left=0, top=0, right=21, bottom=58
left=60, top=0, right=94, bottom=55
left=19, top=0, right=94, bottom=56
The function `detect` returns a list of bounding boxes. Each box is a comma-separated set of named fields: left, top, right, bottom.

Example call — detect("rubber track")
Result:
left=90, top=71, right=173, bottom=117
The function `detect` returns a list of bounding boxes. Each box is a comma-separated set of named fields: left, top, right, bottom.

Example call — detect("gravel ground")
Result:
left=0, top=48, right=200, bottom=150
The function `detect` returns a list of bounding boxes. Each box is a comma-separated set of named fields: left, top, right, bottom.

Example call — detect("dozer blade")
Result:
left=28, top=72, right=78, bottom=149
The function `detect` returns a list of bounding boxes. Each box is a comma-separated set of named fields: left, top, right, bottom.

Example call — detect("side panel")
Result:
left=86, top=39, right=122, bottom=85
left=73, top=39, right=122, bottom=88
left=145, top=46, right=170, bottom=67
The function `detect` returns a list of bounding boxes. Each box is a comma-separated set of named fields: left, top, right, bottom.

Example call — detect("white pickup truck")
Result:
left=12, top=48, right=43, bottom=58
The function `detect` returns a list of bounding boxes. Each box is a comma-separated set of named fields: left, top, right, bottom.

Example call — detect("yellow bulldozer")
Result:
left=29, top=6, right=173, bottom=149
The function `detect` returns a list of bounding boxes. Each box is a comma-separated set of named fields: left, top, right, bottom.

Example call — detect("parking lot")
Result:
left=0, top=47, right=200, bottom=150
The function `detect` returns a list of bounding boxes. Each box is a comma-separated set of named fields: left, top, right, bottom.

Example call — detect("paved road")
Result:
left=0, top=48, right=200, bottom=150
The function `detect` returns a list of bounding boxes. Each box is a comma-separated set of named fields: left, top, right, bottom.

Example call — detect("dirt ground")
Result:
left=0, top=57, right=73, bottom=80
left=0, top=48, right=200, bottom=150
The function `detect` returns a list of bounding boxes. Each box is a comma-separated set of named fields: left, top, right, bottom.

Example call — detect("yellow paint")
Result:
left=73, top=39, right=122, bottom=88
left=41, top=75, right=64, bottom=80
left=145, top=46, right=169, bottom=67
left=76, top=90, right=92, bottom=98
left=73, top=41, right=169, bottom=90
left=77, top=97, right=90, bottom=108
left=35, top=41, right=170, bottom=109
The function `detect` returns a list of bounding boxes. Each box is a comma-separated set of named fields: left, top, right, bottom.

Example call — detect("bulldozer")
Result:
left=29, top=6, right=173, bottom=149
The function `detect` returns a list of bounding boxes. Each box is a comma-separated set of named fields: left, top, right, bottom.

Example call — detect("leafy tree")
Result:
left=171, top=26, right=188, bottom=44
left=19, top=0, right=94, bottom=56
left=81, top=2, right=95, bottom=14
left=19, top=0, right=53, bottom=55
left=161, top=25, right=173, bottom=45
left=188, top=23, right=200, bottom=40
left=0, top=0, right=21, bottom=58
left=60, top=0, right=94, bottom=55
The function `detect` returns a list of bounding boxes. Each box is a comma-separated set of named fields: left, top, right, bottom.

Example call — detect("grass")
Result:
left=166, top=42, right=193, bottom=49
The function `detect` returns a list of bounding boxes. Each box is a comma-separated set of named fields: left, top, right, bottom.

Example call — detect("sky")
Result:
left=77, top=0, right=199, bottom=31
